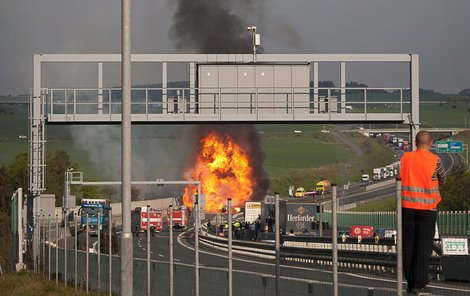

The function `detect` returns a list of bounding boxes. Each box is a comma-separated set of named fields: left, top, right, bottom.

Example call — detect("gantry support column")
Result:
left=410, top=54, right=420, bottom=150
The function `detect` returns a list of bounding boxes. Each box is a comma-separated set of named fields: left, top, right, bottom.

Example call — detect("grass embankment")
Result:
left=0, top=271, right=98, bottom=296
left=452, top=130, right=470, bottom=149
left=267, top=128, right=395, bottom=196
left=350, top=196, right=397, bottom=212
left=261, top=130, right=348, bottom=177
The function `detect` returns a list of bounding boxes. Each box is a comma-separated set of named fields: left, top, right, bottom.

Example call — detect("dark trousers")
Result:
left=402, top=207, right=437, bottom=290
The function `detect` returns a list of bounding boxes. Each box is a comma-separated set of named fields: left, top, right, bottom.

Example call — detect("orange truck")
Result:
left=315, top=180, right=331, bottom=195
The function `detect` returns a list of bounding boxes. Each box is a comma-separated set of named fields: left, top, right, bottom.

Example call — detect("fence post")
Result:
left=98, top=211, right=101, bottom=293
left=275, top=193, right=281, bottom=296
left=319, top=203, right=323, bottom=236
left=38, top=215, right=41, bottom=276
left=194, top=195, right=200, bottom=296
left=169, top=205, right=174, bottom=296
left=109, top=210, right=112, bottom=296
left=332, top=184, right=338, bottom=296
left=396, top=178, right=403, bottom=296
left=86, top=213, right=89, bottom=294
left=74, top=213, right=77, bottom=290
left=55, top=214, right=59, bottom=284
left=42, top=215, right=45, bottom=277
left=48, top=215, right=51, bottom=280
left=147, top=205, right=151, bottom=296
left=64, top=211, right=67, bottom=287
left=228, top=198, right=233, bottom=296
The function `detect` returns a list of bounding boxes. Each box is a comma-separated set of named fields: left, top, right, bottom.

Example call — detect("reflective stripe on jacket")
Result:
left=400, top=150, right=441, bottom=210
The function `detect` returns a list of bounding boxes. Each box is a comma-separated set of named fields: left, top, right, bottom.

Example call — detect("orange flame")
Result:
left=183, top=132, right=254, bottom=212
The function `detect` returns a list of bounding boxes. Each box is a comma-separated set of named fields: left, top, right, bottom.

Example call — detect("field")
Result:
left=1, top=101, right=465, bottom=194
left=261, top=131, right=349, bottom=176
left=420, top=102, right=470, bottom=128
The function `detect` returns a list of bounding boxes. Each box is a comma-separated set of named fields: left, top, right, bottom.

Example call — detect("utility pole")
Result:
left=120, top=0, right=133, bottom=295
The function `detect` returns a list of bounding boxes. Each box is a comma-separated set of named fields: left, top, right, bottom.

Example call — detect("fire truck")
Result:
left=167, top=206, right=188, bottom=229
left=131, top=206, right=163, bottom=236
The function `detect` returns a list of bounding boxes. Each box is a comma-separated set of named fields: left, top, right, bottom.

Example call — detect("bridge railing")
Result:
left=38, top=86, right=410, bottom=122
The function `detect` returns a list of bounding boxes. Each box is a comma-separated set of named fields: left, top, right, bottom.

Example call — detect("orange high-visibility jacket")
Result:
left=400, top=150, right=441, bottom=210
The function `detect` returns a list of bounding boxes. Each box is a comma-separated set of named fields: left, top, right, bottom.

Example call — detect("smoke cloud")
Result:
left=169, top=0, right=266, bottom=54
left=69, top=124, right=196, bottom=200
left=169, top=0, right=271, bottom=199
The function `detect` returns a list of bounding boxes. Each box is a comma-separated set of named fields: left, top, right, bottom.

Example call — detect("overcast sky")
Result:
left=0, top=0, right=469, bottom=95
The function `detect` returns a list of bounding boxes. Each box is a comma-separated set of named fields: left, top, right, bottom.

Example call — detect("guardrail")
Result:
left=199, top=233, right=442, bottom=277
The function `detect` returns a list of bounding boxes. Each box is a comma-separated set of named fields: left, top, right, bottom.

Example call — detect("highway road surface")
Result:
left=124, top=230, right=470, bottom=296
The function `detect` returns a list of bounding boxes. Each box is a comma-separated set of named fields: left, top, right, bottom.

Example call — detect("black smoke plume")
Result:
left=169, top=0, right=265, bottom=54
left=169, top=0, right=271, bottom=200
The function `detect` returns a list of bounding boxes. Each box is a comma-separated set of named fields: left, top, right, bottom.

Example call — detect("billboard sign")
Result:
left=286, top=203, right=317, bottom=233
left=245, top=202, right=261, bottom=223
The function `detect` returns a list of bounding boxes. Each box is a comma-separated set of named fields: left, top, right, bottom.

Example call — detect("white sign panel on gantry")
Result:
left=198, top=63, right=310, bottom=115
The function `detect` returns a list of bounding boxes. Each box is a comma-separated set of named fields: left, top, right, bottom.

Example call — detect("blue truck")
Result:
left=79, top=198, right=111, bottom=235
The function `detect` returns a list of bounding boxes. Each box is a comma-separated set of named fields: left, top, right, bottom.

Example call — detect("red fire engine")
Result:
left=131, top=206, right=163, bottom=236
left=167, top=206, right=188, bottom=229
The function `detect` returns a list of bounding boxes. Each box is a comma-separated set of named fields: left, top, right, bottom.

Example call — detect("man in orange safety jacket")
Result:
left=400, top=130, right=446, bottom=294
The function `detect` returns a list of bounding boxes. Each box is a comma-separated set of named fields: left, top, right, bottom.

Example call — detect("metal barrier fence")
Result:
left=317, top=211, right=470, bottom=237
left=27, top=191, right=470, bottom=295
left=42, top=245, right=402, bottom=296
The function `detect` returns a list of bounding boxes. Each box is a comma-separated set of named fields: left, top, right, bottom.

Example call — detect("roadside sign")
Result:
left=442, top=237, right=469, bottom=255
left=435, top=140, right=463, bottom=153
left=350, top=225, right=374, bottom=238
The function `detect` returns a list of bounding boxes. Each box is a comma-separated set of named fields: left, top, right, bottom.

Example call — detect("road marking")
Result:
left=158, top=253, right=164, bottom=257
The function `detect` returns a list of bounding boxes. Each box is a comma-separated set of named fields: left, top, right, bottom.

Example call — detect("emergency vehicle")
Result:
left=167, top=206, right=188, bottom=229
left=131, top=206, right=163, bottom=236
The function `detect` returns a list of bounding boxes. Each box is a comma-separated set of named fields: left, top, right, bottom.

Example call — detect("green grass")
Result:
left=0, top=105, right=28, bottom=137
left=256, top=124, right=324, bottom=133
left=420, top=102, right=470, bottom=128
left=261, top=133, right=349, bottom=176
left=350, top=196, right=397, bottom=212
left=451, top=130, right=470, bottom=146
left=0, top=271, right=99, bottom=296
left=268, top=132, right=395, bottom=195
